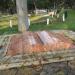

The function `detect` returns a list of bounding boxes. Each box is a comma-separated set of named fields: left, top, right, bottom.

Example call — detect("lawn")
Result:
left=29, top=9, right=75, bottom=31
left=0, top=9, right=75, bottom=35
left=0, top=14, right=18, bottom=35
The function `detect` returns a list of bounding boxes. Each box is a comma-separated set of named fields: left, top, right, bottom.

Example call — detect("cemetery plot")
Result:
left=0, top=31, right=75, bottom=70
left=6, top=31, right=74, bottom=56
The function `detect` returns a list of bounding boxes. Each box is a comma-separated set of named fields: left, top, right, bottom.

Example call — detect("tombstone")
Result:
left=9, top=19, right=12, bottom=28
left=63, top=10, right=68, bottom=22
left=28, top=18, right=30, bottom=26
left=63, top=13, right=65, bottom=22
left=47, top=18, right=49, bottom=25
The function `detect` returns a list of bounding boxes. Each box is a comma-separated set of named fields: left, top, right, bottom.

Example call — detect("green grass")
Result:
left=0, top=15, right=18, bottom=35
left=29, top=9, right=75, bottom=31
left=0, top=25, right=18, bottom=35
left=0, top=9, right=75, bottom=35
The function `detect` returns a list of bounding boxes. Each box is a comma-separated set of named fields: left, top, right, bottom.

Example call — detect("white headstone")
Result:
left=63, top=13, right=65, bottom=22
left=28, top=18, right=30, bottom=26
left=47, top=18, right=49, bottom=25
left=9, top=20, right=12, bottom=28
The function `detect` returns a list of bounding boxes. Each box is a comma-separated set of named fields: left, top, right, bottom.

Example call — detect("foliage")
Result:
left=0, top=0, right=75, bottom=13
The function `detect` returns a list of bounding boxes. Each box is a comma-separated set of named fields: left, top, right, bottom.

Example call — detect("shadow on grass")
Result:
left=0, top=25, right=18, bottom=35
left=29, top=22, right=75, bottom=31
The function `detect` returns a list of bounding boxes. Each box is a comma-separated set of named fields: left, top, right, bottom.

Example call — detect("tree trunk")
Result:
left=33, top=0, right=37, bottom=15
left=16, top=0, right=29, bottom=32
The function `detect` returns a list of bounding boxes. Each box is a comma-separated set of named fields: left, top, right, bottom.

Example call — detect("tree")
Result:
left=16, top=0, right=29, bottom=32
left=0, top=0, right=16, bottom=13
left=33, top=0, right=37, bottom=10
